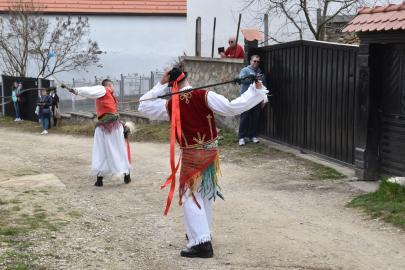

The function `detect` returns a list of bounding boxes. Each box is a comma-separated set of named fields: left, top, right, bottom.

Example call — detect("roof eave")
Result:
left=0, top=11, right=187, bottom=17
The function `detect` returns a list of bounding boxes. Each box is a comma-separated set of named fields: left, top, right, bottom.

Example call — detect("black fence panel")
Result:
left=256, top=40, right=358, bottom=165
left=2, top=76, right=50, bottom=122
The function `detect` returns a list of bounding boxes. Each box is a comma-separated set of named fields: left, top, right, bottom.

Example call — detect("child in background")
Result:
left=37, top=89, right=52, bottom=135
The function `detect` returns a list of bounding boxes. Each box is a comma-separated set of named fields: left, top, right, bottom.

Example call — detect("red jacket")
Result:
left=96, top=87, right=118, bottom=118
left=225, top=44, right=245, bottom=59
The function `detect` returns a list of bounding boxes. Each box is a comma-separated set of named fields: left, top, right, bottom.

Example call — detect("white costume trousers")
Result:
left=91, top=125, right=130, bottom=176
left=183, top=190, right=213, bottom=248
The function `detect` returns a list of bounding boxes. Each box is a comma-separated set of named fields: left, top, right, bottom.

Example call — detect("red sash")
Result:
left=160, top=73, right=185, bottom=215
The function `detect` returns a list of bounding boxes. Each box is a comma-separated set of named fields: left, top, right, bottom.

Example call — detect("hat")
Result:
left=168, top=67, right=187, bottom=87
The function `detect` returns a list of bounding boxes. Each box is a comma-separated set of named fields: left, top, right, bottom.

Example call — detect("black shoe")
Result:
left=124, top=173, right=131, bottom=184
left=180, top=241, right=213, bottom=258
left=94, top=176, right=103, bottom=187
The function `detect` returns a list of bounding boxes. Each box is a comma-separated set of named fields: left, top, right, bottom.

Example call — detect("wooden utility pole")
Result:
left=264, top=14, right=269, bottom=46
left=235, top=14, right=242, bottom=57
left=195, top=17, right=202, bottom=57
left=211, top=17, right=216, bottom=58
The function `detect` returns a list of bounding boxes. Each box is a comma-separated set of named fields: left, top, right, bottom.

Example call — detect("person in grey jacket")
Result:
left=238, top=54, right=265, bottom=145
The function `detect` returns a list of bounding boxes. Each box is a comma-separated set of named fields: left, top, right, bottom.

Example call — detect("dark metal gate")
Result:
left=256, top=40, right=358, bottom=165
left=377, top=44, right=405, bottom=176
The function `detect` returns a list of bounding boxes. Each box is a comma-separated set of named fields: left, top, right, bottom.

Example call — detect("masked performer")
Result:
left=138, top=67, right=268, bottom=258
left=65, top=79, right=132, bottom=187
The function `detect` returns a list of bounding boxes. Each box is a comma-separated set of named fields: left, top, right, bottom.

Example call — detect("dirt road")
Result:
left=0, top=127, right=404, bottom=270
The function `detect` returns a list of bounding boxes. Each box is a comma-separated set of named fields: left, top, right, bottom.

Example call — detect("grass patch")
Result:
left=0, top=227, right=25, bottom=236
left=0, top=251, right=34, bottom=270
left=217, top=128, right=239, bottom=148
left=347, top=179, right=405, bottom=229
left=0, top=198, right=8, bottom=205
left=0, top=194, right=71, bottom=269
left=58, top=123, right=94, bottom=136
left=12, top=264, right=30, bottom=270
left=217, top=129, right=277, bottom=158
left=11, top=206, right=21, bottom=212
left=306, top=163, right=344, bottom=180
left=67, top=210, right=82, bottom=218
left=132, top=123, right=170, bottom=143
left=0, top=116, right=40, bottom=133
left=9, top=199, right=21, bottom=204
left=12, top=169, right=41, bottom=177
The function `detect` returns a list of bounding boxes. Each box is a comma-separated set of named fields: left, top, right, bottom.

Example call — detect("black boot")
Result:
left=180, top=241, right=213, bottom=258
left=94, top=176, right=103, bottom=187
left=124, top=173, right=131, bottom=184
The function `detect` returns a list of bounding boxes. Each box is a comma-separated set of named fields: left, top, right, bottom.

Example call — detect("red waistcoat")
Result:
left=167, top=89, right=217, bottom=148
left=96, top=87, right=118, bottom=118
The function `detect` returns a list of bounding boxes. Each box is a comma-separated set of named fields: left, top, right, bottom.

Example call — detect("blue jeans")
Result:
left=13, top=102, right=20, bottom=119
left=41, top=115, right=49, bottom=130
left=238, top=104, right=261, bottom=139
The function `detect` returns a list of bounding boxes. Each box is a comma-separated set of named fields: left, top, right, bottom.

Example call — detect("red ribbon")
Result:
left=162, top=73, right=185, bottom=216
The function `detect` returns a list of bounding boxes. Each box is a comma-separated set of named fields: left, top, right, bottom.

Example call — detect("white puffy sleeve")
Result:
left=207, top=83, right=268, bottom=116
left=74, top=85, right=106, bottom=99
left=138, top=82, right=170, bottom=121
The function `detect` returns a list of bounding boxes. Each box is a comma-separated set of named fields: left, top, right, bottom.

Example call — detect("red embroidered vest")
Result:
left=96, top=87, right=118, bottom=118
left=167, top=89, right=217, bottom=148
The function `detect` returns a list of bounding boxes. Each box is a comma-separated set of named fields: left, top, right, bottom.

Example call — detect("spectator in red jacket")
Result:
left=220, top=36, right=245, bottom=59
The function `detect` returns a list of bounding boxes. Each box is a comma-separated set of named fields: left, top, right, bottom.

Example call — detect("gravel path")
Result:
left=0, top=127, right=404, bottom=270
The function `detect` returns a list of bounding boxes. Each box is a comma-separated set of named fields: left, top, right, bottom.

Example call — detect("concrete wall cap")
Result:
left=70, top=112, right=96, bottom=119
left=181, top=56, right=244, bottom=64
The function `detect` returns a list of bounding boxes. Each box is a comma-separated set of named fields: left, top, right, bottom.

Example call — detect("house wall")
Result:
left=62, top=15, right=187, bottom=80
left=0, top=15, right=187, bottom=81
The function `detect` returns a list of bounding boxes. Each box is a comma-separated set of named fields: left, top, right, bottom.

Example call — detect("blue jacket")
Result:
left=239, top=65, right=265, bottom=94
left=11, top=87, right=21, bottom=102
left=37, top=95, right=53, bottom=116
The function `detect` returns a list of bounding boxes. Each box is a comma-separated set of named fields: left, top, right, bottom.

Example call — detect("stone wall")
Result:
left=60, top=112, right=96, bottom=126
left=60, top=111, right=163, bottom=127
left=181, top=56, right=245, bottom=131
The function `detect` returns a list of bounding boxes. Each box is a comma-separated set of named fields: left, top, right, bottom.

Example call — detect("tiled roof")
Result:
left=343, top=2, right=405, bottom=32
left=0, top=0, right=187, bottom=16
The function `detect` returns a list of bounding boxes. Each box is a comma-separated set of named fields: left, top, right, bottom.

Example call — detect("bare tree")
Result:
left=0, top=0, right=102, bottom=78
left=243, top=0, right=381, bottom=42
left=0, top=1, right=41, bottom=76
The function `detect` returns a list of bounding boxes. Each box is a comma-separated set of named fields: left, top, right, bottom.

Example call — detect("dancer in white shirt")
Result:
left=64, top=79, right=132, bottom=187
left=139, top=67, right=268, bottom=258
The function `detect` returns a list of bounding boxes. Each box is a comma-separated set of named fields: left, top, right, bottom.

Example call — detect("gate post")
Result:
left=245, top=39, right=258, bottom=65
left=354, top=44, right=379, bottom=180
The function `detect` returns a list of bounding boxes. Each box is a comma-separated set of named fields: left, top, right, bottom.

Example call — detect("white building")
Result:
left=0, top=0, right=187, bottom=81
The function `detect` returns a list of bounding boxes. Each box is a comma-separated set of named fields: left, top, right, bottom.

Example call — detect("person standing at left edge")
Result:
left=64, top=79, right=131, bottom=187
